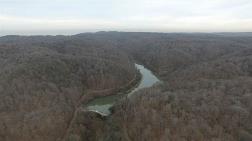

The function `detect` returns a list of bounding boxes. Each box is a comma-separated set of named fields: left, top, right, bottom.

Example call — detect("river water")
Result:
left=86, top=64, right=160, bottom=115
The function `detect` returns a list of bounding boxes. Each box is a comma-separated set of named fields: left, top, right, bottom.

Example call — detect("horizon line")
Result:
left=1, top=31, right=252, bottom=37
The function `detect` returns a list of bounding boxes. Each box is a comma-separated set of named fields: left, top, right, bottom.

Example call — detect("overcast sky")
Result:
left=1, top=0, right=252, bottom=35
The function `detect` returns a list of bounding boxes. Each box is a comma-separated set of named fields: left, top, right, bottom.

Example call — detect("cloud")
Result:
left=0, top=0, right=252, bottom=35
left=0, top=15, right=119, bottom=30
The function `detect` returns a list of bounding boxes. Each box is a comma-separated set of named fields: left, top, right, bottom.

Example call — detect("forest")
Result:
left=0, top=32, right=251, bottom=141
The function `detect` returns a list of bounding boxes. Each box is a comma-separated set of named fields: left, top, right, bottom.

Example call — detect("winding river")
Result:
left=86, top=64, right=160, bottom=115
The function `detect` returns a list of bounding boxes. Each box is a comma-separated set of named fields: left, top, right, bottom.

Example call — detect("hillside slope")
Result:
left=0, top=36, right=136, bottom=141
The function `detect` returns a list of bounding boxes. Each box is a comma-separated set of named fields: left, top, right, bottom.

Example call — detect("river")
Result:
left=86, top=64, right=160, bottom=115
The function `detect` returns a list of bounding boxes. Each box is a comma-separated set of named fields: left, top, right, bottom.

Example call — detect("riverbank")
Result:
left=84, top=68, right=142, bottom=115
left=86, top=64, right=160, bottom=116
left=62, top=64, right=160, bottom=141
left=60, top=65, right=141, bottom=141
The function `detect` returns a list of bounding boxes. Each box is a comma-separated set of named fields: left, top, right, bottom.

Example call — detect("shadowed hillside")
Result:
left=0, top=32, right=252, bottom=141
left=65, top=32, right=252, bottom=141
left=0, top=35, right=136, bottom=141
left=108, top=51, right=252, bottom=141
left=104, top=32, right=252, bottom=141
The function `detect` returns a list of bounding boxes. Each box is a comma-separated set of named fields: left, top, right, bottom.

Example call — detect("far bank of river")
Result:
left=86, top=64, right=160, bottom=115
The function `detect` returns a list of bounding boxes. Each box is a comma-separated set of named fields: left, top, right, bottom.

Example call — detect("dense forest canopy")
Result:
left=0, top=32, right=252, bottom=141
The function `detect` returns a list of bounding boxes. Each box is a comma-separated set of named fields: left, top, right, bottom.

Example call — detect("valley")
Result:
left=0, top=32, right=251, bottom=141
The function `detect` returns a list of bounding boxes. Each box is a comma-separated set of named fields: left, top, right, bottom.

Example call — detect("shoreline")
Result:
left=82, top=70, right=142, bottom=108
left=82, top=66, right=142, bottom=107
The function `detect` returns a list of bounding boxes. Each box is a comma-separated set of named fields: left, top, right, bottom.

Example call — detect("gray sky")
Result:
left=1, top=0, right=252, bottom=35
